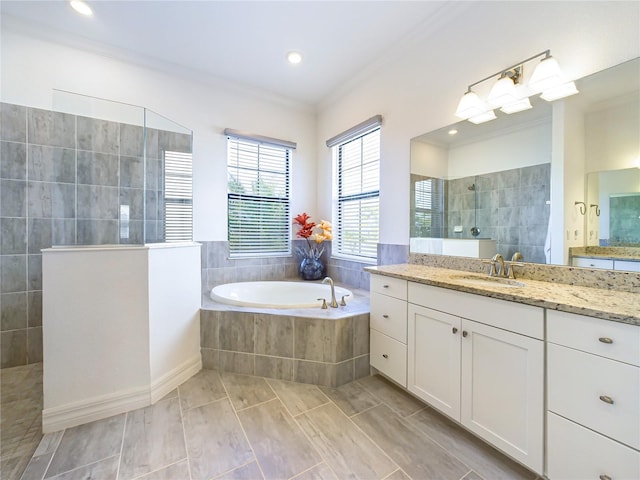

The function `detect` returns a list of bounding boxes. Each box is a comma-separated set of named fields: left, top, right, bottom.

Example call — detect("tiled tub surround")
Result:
left=200, top=286, right=371, bottom=387
left=200, top=240, right=408, bottom=293
left=0, top=102, right=191, bottom=368
left=368, top=262, right=640, bottom=325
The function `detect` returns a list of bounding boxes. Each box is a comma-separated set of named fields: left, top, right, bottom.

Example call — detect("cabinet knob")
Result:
left=383, top=284, right=389, bottom=289
left=599, top=475, right=612, bottom=480
left=452, top=327, right=458, bottom=334
left=382, top=314, right=389, bottom=319
left=599, top=337, right=613, bottom=344
left=462, top=331, right=468, bottom=338
left=599, top=395, right=614, bottom=405
left=382, top=354, right=389, bottom=359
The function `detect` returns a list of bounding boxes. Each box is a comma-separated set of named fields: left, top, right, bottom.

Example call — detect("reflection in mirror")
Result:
left=411, top=57, right=640, bottom=267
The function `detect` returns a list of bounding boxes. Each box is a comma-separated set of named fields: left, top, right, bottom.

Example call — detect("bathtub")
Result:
left=211, top=281, right=353, bottom=309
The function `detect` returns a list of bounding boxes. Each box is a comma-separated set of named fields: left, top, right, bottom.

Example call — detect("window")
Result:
left=411, top=176, right=445, bottom=238
left=163, top=150, right=193, bottom=242
left=226, top=135, right=291, bottom=256
left=333, top=124, right=380, bottom=260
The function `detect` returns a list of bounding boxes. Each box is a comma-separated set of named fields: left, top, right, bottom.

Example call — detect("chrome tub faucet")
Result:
left=322, top=276, right=339, bottom=308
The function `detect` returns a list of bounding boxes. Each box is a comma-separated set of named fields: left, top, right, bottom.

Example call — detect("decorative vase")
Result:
left=299, top=256, right=324, bottom=281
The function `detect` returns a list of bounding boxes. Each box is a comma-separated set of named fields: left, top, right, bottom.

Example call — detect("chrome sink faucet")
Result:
left=322, top=276, right=339, bottom=308
left=489, top=253, right=505, bottom=277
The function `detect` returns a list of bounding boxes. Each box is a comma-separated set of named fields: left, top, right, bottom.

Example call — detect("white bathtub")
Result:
left=211, top=281, right=353, bottom=309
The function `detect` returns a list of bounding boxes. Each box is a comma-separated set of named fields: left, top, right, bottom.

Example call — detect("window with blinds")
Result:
left=163, top=150, right=193, bottom=242
left=411, top=175, right=445, bottom=238
left=335, top=128, right=380, bottom=260
left=227, top=136, right=290, bottom=256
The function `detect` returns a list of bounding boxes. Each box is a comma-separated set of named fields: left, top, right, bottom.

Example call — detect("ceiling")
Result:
left=0, top=0, right=453, bottom=107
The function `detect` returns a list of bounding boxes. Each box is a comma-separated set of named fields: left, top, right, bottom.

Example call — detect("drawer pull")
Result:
left=452, top=327, right=458, bottom=334
left=383, top=284, right=389, bottom=289
left=382, top=314, right=389, bottom=319
left=599, top=475, right=612, bottom=480
left=598, top=337, right=613, bottom=344
left=382, top=354, right=389, bottom=359
left=599, top=395, right=614, bottom=405
left=462, top=331, right=468, bottom=338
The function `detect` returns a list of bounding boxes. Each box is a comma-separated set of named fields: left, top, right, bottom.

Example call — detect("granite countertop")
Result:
left=571, top=252, right=640, bottom=262
left=366, top=264, right=640, bottom=326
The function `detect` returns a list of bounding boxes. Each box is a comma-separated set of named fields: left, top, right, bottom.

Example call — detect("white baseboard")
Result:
left=42, top=386, right=150, bottom=433
left=42, top=355, right=202, bottom=433
left=150, top=354, right=202, bottom=403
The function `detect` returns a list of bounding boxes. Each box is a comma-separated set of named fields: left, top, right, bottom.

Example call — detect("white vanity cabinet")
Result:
left=369, top=275, right=408, bottom=387
left=546, top=310, right=640, bottom=480
left=406, top=282, right=544, bottom=474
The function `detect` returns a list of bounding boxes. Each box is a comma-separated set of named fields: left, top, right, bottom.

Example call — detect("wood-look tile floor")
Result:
left=20, top=370, right=540, bottom=480
left=1, top=363, right=44, bottom=480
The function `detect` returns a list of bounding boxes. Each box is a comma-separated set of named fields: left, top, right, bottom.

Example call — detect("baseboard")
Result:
left=150, top=354, right=202, bottom=403
left=42, top=385, right=150, bottom=433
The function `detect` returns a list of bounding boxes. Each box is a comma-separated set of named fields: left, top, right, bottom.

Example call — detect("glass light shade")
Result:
left=487, top=76, right=519, bottom=108
left=468, top=110, right=497, bottom=124
left=540, top=81, right=579, bottom=101
left=500, top=97, right=532, bottom=114
left=70, top=0, right=93, bottom=16
left=529, top=56, right=563, bottom=93
left=455, top=91, right=487, bottom=119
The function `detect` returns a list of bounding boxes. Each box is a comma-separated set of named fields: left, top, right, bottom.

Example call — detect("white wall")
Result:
left=410, top=141, right=448, bottom=178
left=0, top=28, right=317, bottom=242
left=316, top=1, right=640, bottom=245
left=597, top=168, right=640, bottom=239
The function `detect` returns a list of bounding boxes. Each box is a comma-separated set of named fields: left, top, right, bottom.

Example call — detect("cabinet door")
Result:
left=407, top=304, right=461, bottom=421
left=461, top=320, right=544, bottom=474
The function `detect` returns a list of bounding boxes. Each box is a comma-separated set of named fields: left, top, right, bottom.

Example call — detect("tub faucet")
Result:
left=322, top=277, right=339, bottom=308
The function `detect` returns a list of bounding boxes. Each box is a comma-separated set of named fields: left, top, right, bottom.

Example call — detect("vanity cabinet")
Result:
left=572, top=256, right=640, bottom=272
left=546, top=310, right=640, bottom=480
left=369, top=275, right=408, bottom=386
left=406, top=283, right=544, bottom=474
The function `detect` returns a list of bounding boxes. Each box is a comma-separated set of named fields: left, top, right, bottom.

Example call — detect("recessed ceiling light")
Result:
left=287, top=52, right=302, bottom=65
left=70, top=0, right=93, bottom=17
left=448, top=129, right=458, bottom=135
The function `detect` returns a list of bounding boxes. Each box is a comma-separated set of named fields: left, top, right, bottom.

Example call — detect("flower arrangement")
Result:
left=293, top=212, right=332, bottom=261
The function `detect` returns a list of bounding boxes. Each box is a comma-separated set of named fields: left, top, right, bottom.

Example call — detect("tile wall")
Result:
left=0, top=102, right=191, bottom=368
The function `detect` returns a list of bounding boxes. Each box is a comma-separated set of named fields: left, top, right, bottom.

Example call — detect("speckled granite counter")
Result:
left=366, top=264, right=640, bottom=326
left=570, top=246, right=640, bottom=262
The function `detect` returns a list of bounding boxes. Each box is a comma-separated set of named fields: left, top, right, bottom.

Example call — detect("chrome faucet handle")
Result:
left=481, top=258, right=498, bottom=276
left=340, top=295, right=349, bottom=306
left=317, top=298, right=328, bottom=309
left=504, top=262, right=526, bottom=279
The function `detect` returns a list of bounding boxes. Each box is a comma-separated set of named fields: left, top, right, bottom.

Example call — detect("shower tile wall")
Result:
left=446, top=163, right=551, bottom=263
left=0, top=102, right=191, bottom=368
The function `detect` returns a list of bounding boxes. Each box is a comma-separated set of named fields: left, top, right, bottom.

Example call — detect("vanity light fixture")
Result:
left=455, top=50, right=578, bottom=124
left=287, top=51, right=302, bottom=65
left=69, top=0, right=93, bottom=16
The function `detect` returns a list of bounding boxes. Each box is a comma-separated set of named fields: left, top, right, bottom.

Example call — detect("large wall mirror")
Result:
left=410, top=57, right=639, bottom=270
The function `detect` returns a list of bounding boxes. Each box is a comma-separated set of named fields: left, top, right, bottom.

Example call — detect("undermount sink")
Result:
left=451, top=275, right=527, bottom=289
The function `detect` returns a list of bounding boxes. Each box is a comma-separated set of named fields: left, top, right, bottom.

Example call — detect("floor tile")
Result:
left=214, top=461, right=264, bottom=480
left=183, top=398, right=253, bottom=480
left=20, top=451, right=54, bottom=480
left=267, top=379, right=329, bottom=416
left=353, top=404, right=470, bottom=480
left=290, top=463, right=337, bottom=480
left=237, top=399, right=321, bottom=480
left=462, top=471, right=485, bottom=480
left=47, top=455, right=119, bottom=480
left=357, top=375, right=424, bottom=417
left=410, top=408, right=536, bottom=480
left=383, top=469, right=412, bottom=480
left=221, top=373, right=276, bottom=411
left=178, top=369, right=226, bottom=411
left=297, top=403, right=397, bottom=480
left=319, top=381, right=380, bottom=417
left=44, top=414, right=125, bottom=478
left=133, top=460, right=191, bottom=480
left=118, top=397, right=187, bottom=480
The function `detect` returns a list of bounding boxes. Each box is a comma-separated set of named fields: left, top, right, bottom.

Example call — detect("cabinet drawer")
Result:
left=548, top=343, right=640, bottom=449
left=548, top=310, right=640, bottom=366
left=547, top=412, right=640, bottom=480
left=370, top=329, right=407, bottom=387
left=615, top=260, right=640, bottom=272
left=572, top=257, right=614, bottom=269
left=370, top=275, right=407, bottom=300
left=370, top=293, right=407, bottom=343
left=408, top=282, right=543, bottom=339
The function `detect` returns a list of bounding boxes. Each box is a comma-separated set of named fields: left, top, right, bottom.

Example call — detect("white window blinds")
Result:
left=163, top=150, right=193, bottom=242
left=227, top=135, right=291, bottom=256
left=335, top=127, right=380, bottom=260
